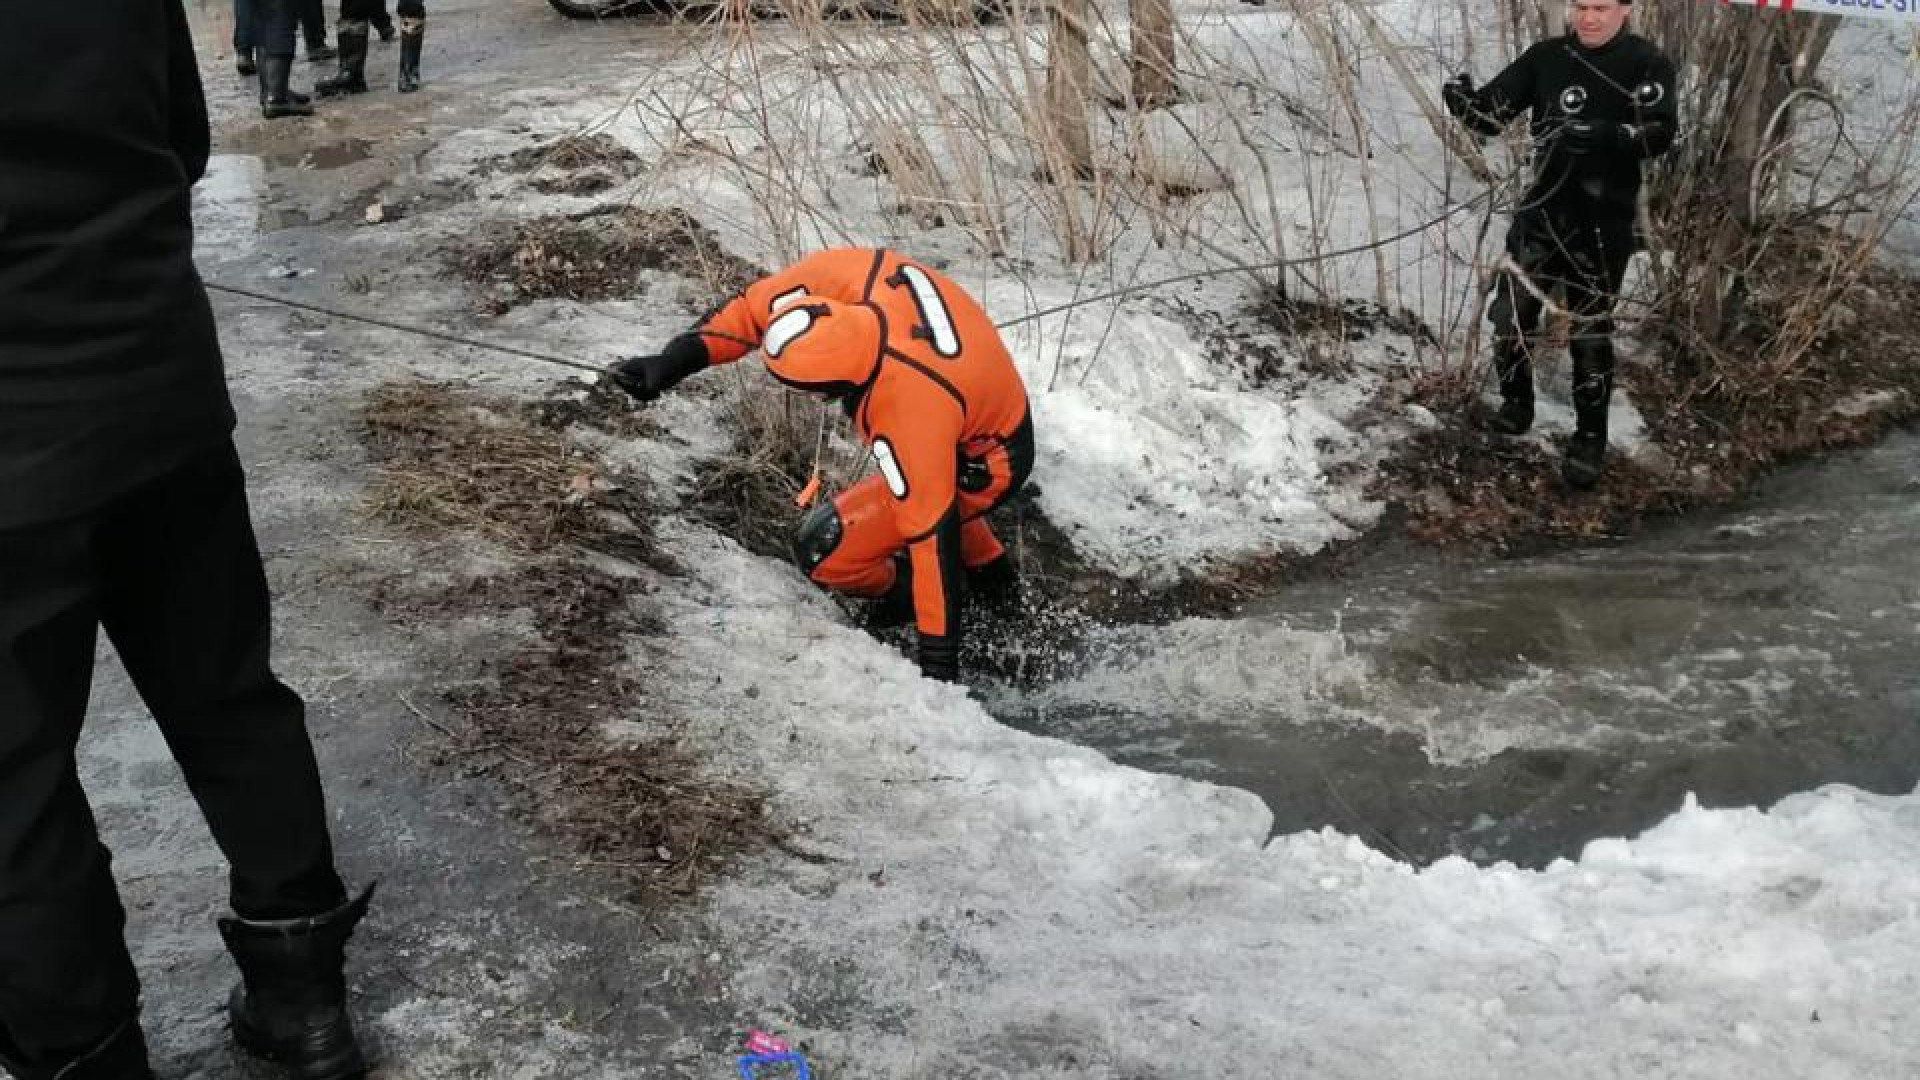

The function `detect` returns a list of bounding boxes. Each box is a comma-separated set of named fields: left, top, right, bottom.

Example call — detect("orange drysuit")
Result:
left=688, top=249, right=1033, bottom=680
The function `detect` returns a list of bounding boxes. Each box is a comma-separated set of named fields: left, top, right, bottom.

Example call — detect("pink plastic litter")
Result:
left=744, top=1029, right=791, bottom=1056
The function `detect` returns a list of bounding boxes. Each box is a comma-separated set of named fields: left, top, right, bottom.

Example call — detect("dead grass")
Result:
left=493, top=133, right=647, bottom=196
left=1636, top=228, right=1920, bottom=494
left=685, top=379, right=869, bottom=560
left=1371, top=424, right=1678, bottom=556
left=359, top=379, right=782, bottom=902
left=449, top=207, right=765, bottom=315
left=360, top=381, right=658, bottom=559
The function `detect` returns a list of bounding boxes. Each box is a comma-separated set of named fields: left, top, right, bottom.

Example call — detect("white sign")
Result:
left=1710, top=0, right=1920, bottom=22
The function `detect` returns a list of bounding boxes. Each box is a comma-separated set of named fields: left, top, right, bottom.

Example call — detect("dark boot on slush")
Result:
left=259, top=55, right=314, bottom=118
left=315, top=21, right=370, bottom=98
left=1563, top=335, right=1616, bottom=490
left=1478, top=341, right=1534, bottom=436
left=396, top=16, right=424, bottom=93
left=1562, top=431, right=1606, bottom=490
left=218, top=885, right=375, bottom=1080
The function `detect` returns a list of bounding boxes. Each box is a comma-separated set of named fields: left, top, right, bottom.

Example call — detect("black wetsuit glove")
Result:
left=1561, top=119, right=1630, bottom=157
left=1441, top=73, right=1475, bottom=120
left=612, top=333, right=708, bottom=402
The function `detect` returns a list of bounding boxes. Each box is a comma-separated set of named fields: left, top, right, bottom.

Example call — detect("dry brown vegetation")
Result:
left=359, top=381, right=783, bottom=901
left=450, top=207, right=763, bottom=315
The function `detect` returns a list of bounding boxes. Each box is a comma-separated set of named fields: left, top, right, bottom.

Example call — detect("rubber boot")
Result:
left=0, top=1015, right=153, bottom=1080
left=396, top=17, right=423, bottom=93
left=259, top=54, right=314, bottom=118
left=237, top=45, right=258, bottom=77
left=218, top=885, right=375, bottom=1080
left=315, top=22, right=370, bottom=98
left=1480, top=340, right=1534, bottom=436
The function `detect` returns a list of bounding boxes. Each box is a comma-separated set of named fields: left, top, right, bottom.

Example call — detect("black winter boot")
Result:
left=0, top=1015, right=153, bottom=1080
left=373, top=15, right=396, bottom=42
left=1479, top=341, right=1534, bottom=436
left=259, top=55, right=315, bottom=118
left=218, top=885, right=375, bottom=1080
left=315, top=22, right=370, bottom=98
left=396, top=17, right=424, bottom=93
left=1563, top=432, right=1606, bottom=490
left=237, top=46, right=258, bottom=77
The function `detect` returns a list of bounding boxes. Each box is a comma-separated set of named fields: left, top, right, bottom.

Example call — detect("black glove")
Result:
left=611, top=333, right=709, bottom=402
left=918, top=633, right=959, bottom=683
left=1441, top=73, right=1475, bottom=120
left=1560, top=119, right=1628, bottom=157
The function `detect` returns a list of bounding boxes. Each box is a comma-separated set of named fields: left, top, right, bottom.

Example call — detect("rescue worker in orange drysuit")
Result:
left=613, top=249, right=1034, bottom=683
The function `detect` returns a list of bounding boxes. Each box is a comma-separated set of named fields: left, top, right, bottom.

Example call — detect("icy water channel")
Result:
left=984, top=429, right=1920, bottom=868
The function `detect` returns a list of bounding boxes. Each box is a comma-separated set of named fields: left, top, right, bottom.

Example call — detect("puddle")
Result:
left=273, top=136, right=377, bottom=170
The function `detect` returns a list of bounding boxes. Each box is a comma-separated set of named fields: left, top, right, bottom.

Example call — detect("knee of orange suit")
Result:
left=793, top=477, right=904, bottom=596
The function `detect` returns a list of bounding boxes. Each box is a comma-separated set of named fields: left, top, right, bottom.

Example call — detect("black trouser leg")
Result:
left=1489, top=211, right=1565, bottom=402
left=1563, top=224, right=1633, bottom=442
left=1567, top=326, right=1616, bottom=440
left=96, top=444, right=347, bottom=921
left=298, top=0, right=330, bottom=52
left=1483, top=256, right=1545, bottom=435
left=1486, top=269, right=1542, bottom=403
left=0, top=515, right=142, bottom=1069
left=342, top=0, right=410, bottom=19
left=234, top=0, right=257, bottom=58
left=254, top=0, right=298, bottom=58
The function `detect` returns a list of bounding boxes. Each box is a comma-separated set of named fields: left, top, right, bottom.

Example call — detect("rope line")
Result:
left=205, top=281, right=614, bottom=376
left=206, top=189, right=1500, bottom=373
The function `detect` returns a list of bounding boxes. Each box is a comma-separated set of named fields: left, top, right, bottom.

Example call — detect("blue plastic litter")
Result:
left=736, top=1052, right=811, bottom=1080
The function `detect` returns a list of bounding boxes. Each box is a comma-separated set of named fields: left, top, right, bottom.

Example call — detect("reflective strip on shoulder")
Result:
left=764, top=306, right=815, bottom=357
left=894, top=263, right=961, bottom=358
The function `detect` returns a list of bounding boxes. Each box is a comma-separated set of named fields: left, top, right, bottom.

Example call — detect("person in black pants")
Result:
left=1442, top=0, right=1677, bottom=488
left=246, top=0, right=318, bottom=117
left=297, top=0, right=338, bottom=62
left=234, top=0, right=259, bottom=74
left=316, top=0, right=425, bottom=97
left=368, top=0, right=397, bottom=42
left=234, top=0, right=335, bottom=75
left=0, top=5, right=371, bottom=1079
